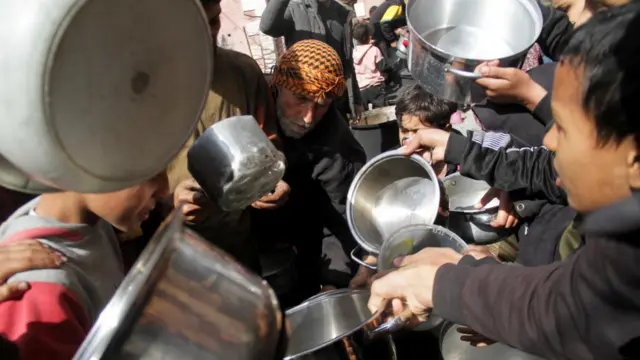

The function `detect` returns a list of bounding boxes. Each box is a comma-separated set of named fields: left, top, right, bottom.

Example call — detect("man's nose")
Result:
left=303, top=106, right=314, bottom=125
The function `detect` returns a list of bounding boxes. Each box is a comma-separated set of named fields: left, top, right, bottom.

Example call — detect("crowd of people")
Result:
left=0, top=0, right=638, bottom=359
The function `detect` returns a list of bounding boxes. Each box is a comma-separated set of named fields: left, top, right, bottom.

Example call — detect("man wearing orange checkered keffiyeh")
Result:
left=252, top=39, right=367, bottom=305
left=271, top=40, right=346, bottom=138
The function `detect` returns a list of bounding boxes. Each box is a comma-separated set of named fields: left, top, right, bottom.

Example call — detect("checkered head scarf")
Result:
left=272, top=40, right=345, bottom=101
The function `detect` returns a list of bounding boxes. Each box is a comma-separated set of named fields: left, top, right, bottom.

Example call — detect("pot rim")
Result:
left=346, top=150, right=441, bottom=254
left=443, top=172, right=500, bottom=213
left=406, top=0, right=543, bottom=62
left=284, top=289, right=375, bottom=359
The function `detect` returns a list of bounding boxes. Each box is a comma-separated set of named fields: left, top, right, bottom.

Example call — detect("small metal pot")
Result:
left=443, top=173, right=515, bottom=244
left=405, top=0, right=542, bottom=104
left=74, top=211, right=287, bottom=360
left=352, top=224, right=468, bottom=331
left=284, top=289, right=405, bottom=359
left=440, top=322, right=544, bottom=360
left=350, top=106, right=400, bottom=161
left=188, top=115, right=286, bottom=212
left=347, top=150, right=441, bottom=255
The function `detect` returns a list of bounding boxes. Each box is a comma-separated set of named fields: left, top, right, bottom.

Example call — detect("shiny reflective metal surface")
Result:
left=359, top=106, right=397, bottom=126
left=74, top=210, right=286, bottom=360
left=0, top=155, right=58, bottom=194
left=285, top=289, right=398, bottom=359
left=377, top=224, right=468, bottom=330
left=188, top=115, right=286, bottom=212
left=440, top=322, right=544, bottom=360
left=444, top=173, right=512, bottom=244
left=0, top=0, right=212, bottom=193
left=406, top=0, right=542, bottom=104
left=347, top=151, right=440, bottom=254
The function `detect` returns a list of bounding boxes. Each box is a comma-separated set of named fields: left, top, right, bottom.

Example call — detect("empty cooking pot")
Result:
left=188, top=115, right=286, bottom=212
left=284, top=289, right=401, bottom=359
left=444, top=173, right=515, bottom=244
left=74, top=210, right=287, bottom=360
left=0, top=0, right=212, bottom=193
left=406, top=0, right=542, bottom=104
left=347, top=150, right=441, bottom=255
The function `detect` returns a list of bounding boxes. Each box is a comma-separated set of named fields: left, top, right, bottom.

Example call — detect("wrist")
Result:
left=520, top=81, right=547, bottom=112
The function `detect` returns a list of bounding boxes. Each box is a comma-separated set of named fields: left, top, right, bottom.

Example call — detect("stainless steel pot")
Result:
left=0, top=0, right=212, bottom=193
left=440, top=322, right=544, bottom=360
left=74, top=210, right=287, bottom=360
left=443, top=173, right=514, bottom=244
left=284, top=289, right=402, bottom=359
left=406, top=0, right=542, bottom=104
left=367, top=224, right=468, bottom=331
left=347, top=150, right=441, bottom=255
left=188, top=115, right=286, bottom=212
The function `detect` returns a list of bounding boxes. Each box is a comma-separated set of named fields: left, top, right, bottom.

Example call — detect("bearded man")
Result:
left=251, top=40, right=366, bottom=306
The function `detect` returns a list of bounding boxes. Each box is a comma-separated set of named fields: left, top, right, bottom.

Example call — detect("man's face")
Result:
left=545, top=61, right=635, bottom=212
left=202, top=1, right=222, bottom=42
left=276, top=87, right=333, bottom=139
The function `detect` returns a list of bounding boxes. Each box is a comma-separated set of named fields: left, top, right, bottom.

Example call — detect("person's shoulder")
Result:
left=216, top=48, right=264, bottom=75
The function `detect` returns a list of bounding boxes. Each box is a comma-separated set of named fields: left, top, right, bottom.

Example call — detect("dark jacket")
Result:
left=434, top=130, right=640, bottom=360
left=259, top=0, right=362, bottom=111
left=251, top=106, right=366, bottom=288
left=537, top=0, right=575, bottom=60
left=369, top=0, right=406, bottom=44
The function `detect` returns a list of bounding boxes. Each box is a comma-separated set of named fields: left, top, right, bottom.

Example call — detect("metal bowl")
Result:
left=347, top=150, right=441, bottom=254
left=443, top=173, right=512, bottom=244
left=378, top=224, right=468, bottom=331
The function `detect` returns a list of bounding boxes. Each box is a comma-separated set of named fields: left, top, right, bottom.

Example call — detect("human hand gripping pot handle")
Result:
left=399, top=128, right=451, bottom=163
left=367, top=248, right=463, bottom=325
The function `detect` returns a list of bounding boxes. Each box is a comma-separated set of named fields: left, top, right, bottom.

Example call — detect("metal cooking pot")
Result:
left=443, top=173, right=514, bottom=245
left=350, top=106, right=400, bottom=160
left=405, top=0, right=542, bottom=104
left=284, top=289, right=402, bottom=359
left=260, top=245, right=297, bottom=300
left=74, top=211, right=287, bottom=360
left=188, top=115, right=286, bottom=212
left=365, top=224, right=468, bottom=331
left=440, top=322, right=544, bottom=360
left=347, top=150, right=441, bottom=255
left=0, top=0, right=212, bottom=193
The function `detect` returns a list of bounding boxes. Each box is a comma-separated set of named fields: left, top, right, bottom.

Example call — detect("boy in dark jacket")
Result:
left=369, top=4, right=640, bottom=359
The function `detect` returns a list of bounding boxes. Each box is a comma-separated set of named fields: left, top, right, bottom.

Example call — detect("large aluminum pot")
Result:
left=350, top=106, right=400, bottom=160
left=443, top=173, right=514, bottom=244
left=406, top=0, right=542, bottom=104
left=347, top=150, right=440, bottom=254
left=0, top=0, right=212, bottom=193
left=440, top=322, right=544, bottom=360
left=74, top=211, right=287, bottom=360
left=284, top=289, right=401, bottom=359
left=188, top=115, right=286, bottom=211
left=376, top=224, right=468, bottom=331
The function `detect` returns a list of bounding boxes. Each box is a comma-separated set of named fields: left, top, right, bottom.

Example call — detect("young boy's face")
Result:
left=84, top=172, right=169, bottom=232
left=545, top=61, right=637, bottom=213
left=398, top=114, right=450, bottom=146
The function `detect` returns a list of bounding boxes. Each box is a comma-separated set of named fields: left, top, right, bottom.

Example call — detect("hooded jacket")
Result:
left=353, top=44, right=386, bottom=90
left=433, top=130, right=640, bottom=360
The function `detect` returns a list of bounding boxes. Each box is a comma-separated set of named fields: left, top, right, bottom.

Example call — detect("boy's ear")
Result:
left=628, top=145, right=640, bottom=190
left=443, top=123, right=452, bottom=132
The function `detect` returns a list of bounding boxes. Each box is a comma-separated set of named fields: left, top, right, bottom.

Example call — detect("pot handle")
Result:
left=369, top=298, right=415, bottom=338
left=350, top=246, right=377, bottom=270
left=444, top=64, right=483, bottom=80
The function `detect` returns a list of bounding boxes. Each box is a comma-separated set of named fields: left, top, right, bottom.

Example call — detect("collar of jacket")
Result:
left=580, top=190, right=640, bottom=238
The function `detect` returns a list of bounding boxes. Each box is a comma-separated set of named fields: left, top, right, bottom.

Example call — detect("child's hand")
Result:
left=457, top=326, right=497, bottom=347
left=174, top=178, right=224, bottom=225
left=0, top=240, right=66, bottom=302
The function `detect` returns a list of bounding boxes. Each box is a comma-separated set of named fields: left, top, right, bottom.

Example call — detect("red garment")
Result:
left=521, top=43, right=543, bottom=72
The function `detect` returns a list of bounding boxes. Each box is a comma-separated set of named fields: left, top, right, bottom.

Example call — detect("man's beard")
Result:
left=276, top=103, right=312, bottom=139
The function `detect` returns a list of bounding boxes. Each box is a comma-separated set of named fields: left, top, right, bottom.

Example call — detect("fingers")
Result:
left=474, top=188, right=499, bottom=210
left=174, top=179, right=206, bottom=206
left=368, top=272, right=405, bottom=313
left=0, top=282, right=30, bottom=302
left=399, top=134, right=424, bottom=156
left=0, top=241, right=67, bottom=282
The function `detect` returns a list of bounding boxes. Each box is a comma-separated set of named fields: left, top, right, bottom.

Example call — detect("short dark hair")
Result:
left=369, top=6, right=378, bottom=16
left=353, top=22, right=372, bottom=45
left=200, top=0, right=221, bottom=5
left=560, top=1, right=640, bottom=145
left=395, top=84, right=458, bottom=129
